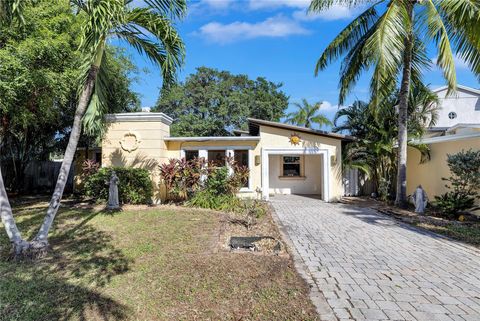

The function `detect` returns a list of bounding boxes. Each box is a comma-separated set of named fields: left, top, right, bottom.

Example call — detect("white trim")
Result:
left=445, top=123, right=480, bottom=134
left=412, top=132, right=480, bottom=144
left=261, top=148, right=330, bottom=202
left=105, top=112, right=173, bottom=125
left=432, top=84, right=480, bottom=96
left=165, top=136, right=260, bottom=142
left=181, top=145, right=255, bottom=151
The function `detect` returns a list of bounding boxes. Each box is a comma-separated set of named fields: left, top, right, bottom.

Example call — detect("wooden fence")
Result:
left=2, top=160, right=74, bottom=194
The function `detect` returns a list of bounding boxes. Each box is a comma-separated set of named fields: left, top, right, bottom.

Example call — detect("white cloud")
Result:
left=197, top=15, right=309, bottom=44
left=249, top=0, right=310, bottom=10
left=293, top=4, right=359, bottom=21
left=320, top=101, right=341, bottom=111
left=432, top=55, right=469, bottom=70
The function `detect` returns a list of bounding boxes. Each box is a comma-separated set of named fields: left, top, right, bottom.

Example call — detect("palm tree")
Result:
left=310, top=0, right=480, bottom=206
left=335, top=85, right=438, bottom=199
left=285, top=98, right=332, bottom=129
left=0, top=0, right=186, bottom=257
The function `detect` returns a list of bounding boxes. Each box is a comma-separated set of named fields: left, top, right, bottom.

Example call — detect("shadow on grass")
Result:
left=0, top=205, right=131, bottom=321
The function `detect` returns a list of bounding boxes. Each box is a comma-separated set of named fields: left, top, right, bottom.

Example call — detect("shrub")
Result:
left=84, top=167, right=153, bottom=204
left=159, top=157, right=249, bottom=201
left=434, top=149, right=480, bottom=218
left=434, top=192, right=475, bottom=220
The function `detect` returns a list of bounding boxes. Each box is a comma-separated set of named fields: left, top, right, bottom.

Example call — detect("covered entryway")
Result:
left=261, top=148, right=330, bottom=201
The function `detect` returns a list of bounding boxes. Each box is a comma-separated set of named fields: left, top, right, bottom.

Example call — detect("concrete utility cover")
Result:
left=271, top=194, right=480, bottom=321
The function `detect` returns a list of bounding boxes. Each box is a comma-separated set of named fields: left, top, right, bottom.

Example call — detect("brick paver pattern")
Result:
left=271, top=195, right=480, bottom=321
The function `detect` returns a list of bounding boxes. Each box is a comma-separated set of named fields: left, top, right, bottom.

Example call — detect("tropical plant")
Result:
left=285, top=98, right=332, bottom=129
left=310, top=0, right=480, bottom=206
left=434, top=149, right=480, bottom=218
left=335, top=86, right=438, bottom=199
left=0, top=0, right=186, bottom=257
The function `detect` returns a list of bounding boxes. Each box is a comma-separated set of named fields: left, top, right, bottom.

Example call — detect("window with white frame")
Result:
left=282, top=156, right=302, bottom=177
left=208, top=150, right=227, bottom=167
left=234, top=150, right=249, bottom=187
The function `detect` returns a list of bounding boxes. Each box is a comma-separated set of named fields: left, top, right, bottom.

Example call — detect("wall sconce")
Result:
left=255, top=155, right=261, bottom=166
left=330, top=155, right=337, bottom=166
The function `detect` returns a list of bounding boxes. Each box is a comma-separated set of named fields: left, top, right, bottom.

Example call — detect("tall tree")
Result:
left=285, top=99, right=332, bottom=129
left=0, top=0, right=185, bottom=257
left=154, top=67, right=289, bottom=136
left=310, top=0, right=480, bottom=206
left=0, top=2, right=140, bottom=192
left=335, top=84, right=439, bottom=198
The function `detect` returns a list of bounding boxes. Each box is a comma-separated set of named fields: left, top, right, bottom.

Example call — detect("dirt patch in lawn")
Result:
left=342, top=196, right=480, bottom=247
left=0, top=201, right=319, bottom=321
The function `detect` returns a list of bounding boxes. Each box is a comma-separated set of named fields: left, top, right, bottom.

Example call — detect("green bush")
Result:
left=434, top=149, right=480, bottom=218
left=84, top=167, right=153, bottom=204
left=434, top=192, right=475, bottom=220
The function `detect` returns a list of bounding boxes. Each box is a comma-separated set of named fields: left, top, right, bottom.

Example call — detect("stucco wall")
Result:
left=407, top=137, right=480, bottom=209
left=268, top=154, right=323, bottom=195
left=434, top=87, right=480, bottom=127
left=102, top=119, right=170, bottom=202
left=258, top=126, right=343, bottom=201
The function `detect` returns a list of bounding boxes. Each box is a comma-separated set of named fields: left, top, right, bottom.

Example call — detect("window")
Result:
left=234, top=150, right=248, bottom=167
left=95, top=152, right=102, bottom=165
left=448, top=111, right=457, bottom=119
left=208, top=150, right=227, bottom=167
left=185, top=150, right=199, bottom=161
left=234, top=150, right=249, bottom=188
left=282, top=156, right=301, bottom=177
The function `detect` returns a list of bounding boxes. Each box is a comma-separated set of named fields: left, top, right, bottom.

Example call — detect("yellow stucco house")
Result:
left=84, top=112, right=353, bottom=203
left=407, top=84, right=480, bottom=209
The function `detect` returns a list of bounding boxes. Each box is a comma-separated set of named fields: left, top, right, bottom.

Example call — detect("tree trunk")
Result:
left=0, top=164, right=27, bottom=251
left=33, top=64, right=100, bottom=246
left=394, top=3, right=414, bottom=207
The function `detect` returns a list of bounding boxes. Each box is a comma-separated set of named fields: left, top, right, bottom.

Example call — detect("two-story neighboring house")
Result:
left=426, top=84, right=480, bottom=136
left=407, top=84, right=480, bottom=210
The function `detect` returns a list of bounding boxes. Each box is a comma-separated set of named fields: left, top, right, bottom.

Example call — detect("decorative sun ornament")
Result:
left=289, top=133, right=301, bottom=146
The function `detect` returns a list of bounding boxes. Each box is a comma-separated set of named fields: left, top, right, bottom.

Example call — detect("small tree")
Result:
left=434, top=149, right=480, bottom=219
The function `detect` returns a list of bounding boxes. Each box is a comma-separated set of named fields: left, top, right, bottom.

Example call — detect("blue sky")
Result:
left=122, top=0, right=480, bottom=129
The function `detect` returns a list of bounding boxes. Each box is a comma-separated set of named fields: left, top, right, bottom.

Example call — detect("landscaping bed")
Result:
left=0, top=199, right=318, bottom=321
left=342, top=196, right=480, bottom=247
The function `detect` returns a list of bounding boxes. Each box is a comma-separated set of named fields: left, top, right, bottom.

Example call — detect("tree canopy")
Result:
left=0, top=0, right=140, bottom=191
left=154, top=67, right=289, bottom=137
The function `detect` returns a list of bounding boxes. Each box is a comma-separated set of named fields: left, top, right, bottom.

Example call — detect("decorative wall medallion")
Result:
left=289, top=133, right=301, bottom=146
left=120, top=131, right=141, bottom=152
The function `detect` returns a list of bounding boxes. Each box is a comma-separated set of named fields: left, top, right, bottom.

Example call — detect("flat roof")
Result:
left=164, top=136, right=261, bottom=142
left=247, top=118, right=355, bottom=141
left=105, top=112, right=173, bottom=125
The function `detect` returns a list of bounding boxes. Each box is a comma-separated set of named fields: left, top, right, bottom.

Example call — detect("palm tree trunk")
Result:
left=395, top=3, right=414, bottom=207
left=0, top=164, right=27, bottom=252
left=33, top=64, right=100, bottom=246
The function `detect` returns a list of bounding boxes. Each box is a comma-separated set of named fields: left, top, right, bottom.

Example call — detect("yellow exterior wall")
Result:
left=257, top=126, right=343, bottom=201
left=73, top=149, right=100, bottom=192
left=98, top=114, right=345, bottom=203
left=102, top=119, right=170, bottom=203
left=407, top=137, right=480, bottom=208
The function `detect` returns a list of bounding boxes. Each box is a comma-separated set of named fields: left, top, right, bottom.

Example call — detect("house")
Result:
left=407, top=84, right=480, bottom=207
left=79, top=112, right=353, bottom=203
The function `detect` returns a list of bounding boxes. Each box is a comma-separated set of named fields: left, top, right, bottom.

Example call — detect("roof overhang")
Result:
left=247, top=118, right=355, bottom=142
left=432, top=84, right=480, bottom=95
left=411, top=132, right=480, bottom=145
left=105, top=112, right=173, bottom=125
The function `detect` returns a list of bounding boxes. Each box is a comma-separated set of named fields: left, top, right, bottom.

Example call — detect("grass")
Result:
left=0, top=200, right=318, bottom=321
left=413, top=221, right=480, bottom=246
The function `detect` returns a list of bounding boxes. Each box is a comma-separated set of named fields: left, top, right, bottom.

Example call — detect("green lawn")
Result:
left=0, top=201, right=318, bottom=321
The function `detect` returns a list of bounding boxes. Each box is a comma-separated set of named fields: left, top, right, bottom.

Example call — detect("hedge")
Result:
left=84, top=167, right=153, bottom=204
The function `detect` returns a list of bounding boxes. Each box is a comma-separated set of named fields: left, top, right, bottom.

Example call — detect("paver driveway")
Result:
left=271, top=195, right=480, bottom=321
